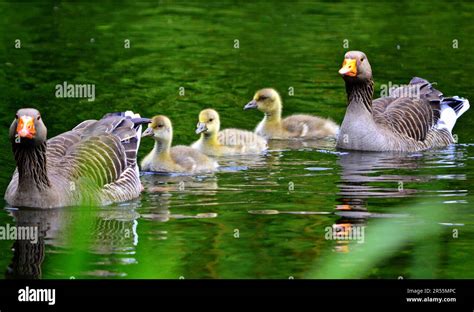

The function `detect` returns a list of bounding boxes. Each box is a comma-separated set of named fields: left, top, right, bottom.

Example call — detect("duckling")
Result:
left=191, top=109, right=267, bottom=156
left=141, top=115, right=218, bottom=173
left=244, top=88, right=339, bottom=139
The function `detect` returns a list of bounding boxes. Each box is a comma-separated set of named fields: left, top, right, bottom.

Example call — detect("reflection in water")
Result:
left=142, top=173, right=218, bottom=196
left=5, top=208, right=66, bottom=279
left=93, top=206, right=140, bottom=255
left=4, top=204, right=143, bottom=278
left=333, top=146, right=468, bottom=252
left=141, top=173, right=219, bottom=221
left=268, top=139, right=337, bottom=152
left=337, top=146, right=467, bottom=207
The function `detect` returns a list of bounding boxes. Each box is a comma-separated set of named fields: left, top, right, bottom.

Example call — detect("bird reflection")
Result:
left=268, top=138, right=336, bottom=152
left=332, top=146, right=466, bottom=252
left=5, top=208, right=66, bottom=279
left=4, top=203, right=141, bottom=278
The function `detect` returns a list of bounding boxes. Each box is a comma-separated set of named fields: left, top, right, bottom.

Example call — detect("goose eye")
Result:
left=37, top=115, right=41, bottom=121
left=15, top=115, right=18, bottom=119
left=360, top=58, right=364, bottom=62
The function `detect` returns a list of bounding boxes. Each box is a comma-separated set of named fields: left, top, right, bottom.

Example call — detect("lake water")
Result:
left=0, top=1, right=473, bottom=279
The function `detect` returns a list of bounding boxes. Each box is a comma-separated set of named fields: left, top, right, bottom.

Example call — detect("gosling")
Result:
left=191, top=108, right=267, bottom=156
left=141, top=115, right=218, bottom=173
left=244, top=88, right=339, bottom=139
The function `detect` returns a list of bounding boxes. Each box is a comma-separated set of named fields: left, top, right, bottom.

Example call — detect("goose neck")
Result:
left=202, top=132, right=219, bottom=146
left=264, top=106, right=282, bottom=123
left=13, top=142, right=50, bottom=191
left=346, top=79, right=374, bottom=114
left=153, top=139, right=172, bottom=158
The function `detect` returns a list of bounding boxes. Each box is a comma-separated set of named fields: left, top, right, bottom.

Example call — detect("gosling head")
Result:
left=339, top=51, right=372, bottom=82
left=142, top=115, right=173, bottom=142
left=244, top=88, right=282, bottom=115
left=195, top=109, right=220, bottom=136
left=9, top=108, right=47, bottom=146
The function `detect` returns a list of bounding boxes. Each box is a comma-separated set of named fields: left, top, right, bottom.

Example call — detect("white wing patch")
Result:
left=437, top=98, right=470, bottom=133
left=300, top=123, right=309, bottom=137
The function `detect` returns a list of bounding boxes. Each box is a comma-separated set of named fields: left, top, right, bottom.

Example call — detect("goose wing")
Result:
left=49, top=112, right=149, bottom=203
left=372, top=78, right=442, bottom=141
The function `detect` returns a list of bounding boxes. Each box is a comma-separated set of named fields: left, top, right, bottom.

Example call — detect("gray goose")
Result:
left=5, top=109, right=150, bottom=208
left=337, top=51, right=469, bottom=152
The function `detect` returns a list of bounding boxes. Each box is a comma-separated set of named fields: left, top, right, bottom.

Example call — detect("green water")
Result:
left=0, top=1, right=473, bottom=279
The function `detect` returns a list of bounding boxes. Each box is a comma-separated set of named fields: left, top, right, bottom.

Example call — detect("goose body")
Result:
left=5, top=109, right=149, bottom=208
left=336, top=51, right=469, bottom=152
left=141, top=115, right=218, bottom=173
left=244, top=88, right=339, bottom=139
left=191, top=109, right=267, bottom=156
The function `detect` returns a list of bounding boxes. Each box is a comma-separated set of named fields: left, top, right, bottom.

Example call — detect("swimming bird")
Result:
left=191, top=108, right=267, bottom=156
left=337, top=51, right=469, bottom=152
left=5, top=109, right=149, bottom=208
left=141, top=115, right=218, bottom=173
left=244, top=88, right=339, bottom=139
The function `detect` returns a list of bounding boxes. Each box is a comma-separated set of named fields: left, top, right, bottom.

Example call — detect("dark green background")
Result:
left=0, top=1, right=473, bottom=278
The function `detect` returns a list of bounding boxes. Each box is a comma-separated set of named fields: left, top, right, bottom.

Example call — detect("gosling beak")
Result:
left=339, top=58, right=357, bottom=77
left=195, top=122, right=208, bottom=134
left=141, top=127, right=154, bottom=138
left=16, top=116, right=36, bottom=139
left=244, top=100, right=258, bottom=110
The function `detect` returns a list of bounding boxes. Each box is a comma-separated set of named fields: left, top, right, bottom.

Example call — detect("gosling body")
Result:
left=141, top=115, right=218, bottom=173
left=192, top=109, right=267, bottom=156
left=244, top=88, right=339, bottom=140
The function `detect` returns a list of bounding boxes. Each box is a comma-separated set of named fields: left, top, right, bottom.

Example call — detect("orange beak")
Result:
left=16, top=116, right=36, bottom=139
left=339, top=58, right=357, bottom=77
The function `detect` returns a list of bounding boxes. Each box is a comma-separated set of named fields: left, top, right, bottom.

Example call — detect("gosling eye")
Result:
left=258, top=96, right=268, bottom=101
left=209, top=118, right=214, bottom=122
left=157, top=124, right=163, bottom=128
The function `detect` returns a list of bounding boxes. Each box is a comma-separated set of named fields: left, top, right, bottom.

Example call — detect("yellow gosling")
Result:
left=141, top=115, right=218, bottom=173
left=244, top=88, right=339, bottom=139
left=191, top=109, right=267, bottom=156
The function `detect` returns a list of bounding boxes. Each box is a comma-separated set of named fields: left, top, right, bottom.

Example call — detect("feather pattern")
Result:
left=336, top=52, right=469, bottom=152
left=246, top=88, right=339, bottom=139
left=5, top=110, right=149, bottom=208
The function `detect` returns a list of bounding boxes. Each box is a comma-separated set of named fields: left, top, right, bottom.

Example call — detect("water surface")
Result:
left=0, top=1, right=473, bottom=279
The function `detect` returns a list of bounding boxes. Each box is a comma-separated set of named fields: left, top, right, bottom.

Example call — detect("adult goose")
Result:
left=244, top=88, right=339, bottom=139
left=337, top=51, right=469, bottom=152
left=5, top=109, right=150, bottom=208
left=141, top=115, right=218, bottom=173
left=191, top=109, right=267, bottom=156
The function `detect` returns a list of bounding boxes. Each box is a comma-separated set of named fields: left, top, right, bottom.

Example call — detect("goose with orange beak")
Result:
left=12, top=109, right=45, bottom=143
left=336, top=50, right=469, bottom=152
left=6, top=108, right=149, bottom=208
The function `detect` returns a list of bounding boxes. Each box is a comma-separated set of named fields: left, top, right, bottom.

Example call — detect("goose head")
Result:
left=195, top=109, right=220, bottom=136
left=244, top=88, right=282, bottom=115
left=339, top=51, right=372, bottom=82
left=9, top=108, right=47, bottom=146
left=142, top=115, right=173, bottom=142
